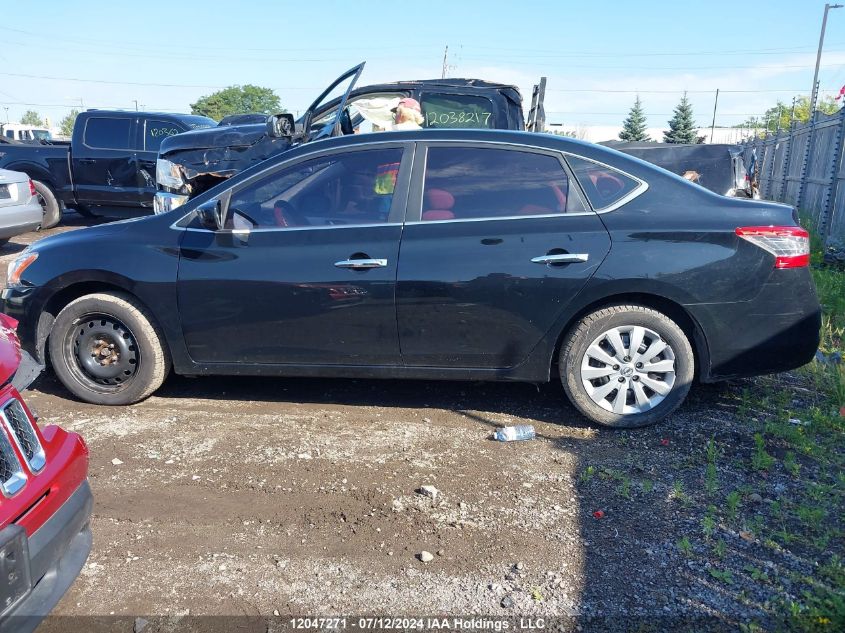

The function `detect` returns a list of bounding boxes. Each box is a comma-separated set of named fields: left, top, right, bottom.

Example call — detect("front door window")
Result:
left=226, top=148, right=404, bottom=230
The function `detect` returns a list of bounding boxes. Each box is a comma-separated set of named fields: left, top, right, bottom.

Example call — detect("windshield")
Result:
left=32, top=129, right=52, bottom=140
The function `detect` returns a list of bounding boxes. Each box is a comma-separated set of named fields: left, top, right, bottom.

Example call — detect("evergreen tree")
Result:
left=619, top=96, right=650, bottom=141
left=663, top=93, right=698, bottom=144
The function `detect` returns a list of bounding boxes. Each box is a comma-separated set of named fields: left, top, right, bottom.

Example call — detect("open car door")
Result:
left=526, top=77, right=547, bottom=132
left=300, top=62, right=366, bottom=142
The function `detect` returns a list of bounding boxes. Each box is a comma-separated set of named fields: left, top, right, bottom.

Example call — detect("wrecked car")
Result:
left=601, top=141, right=753, bottom=198
left=0, top=110, right=215, bottom=226
left=154, top=62, right=544, bottom=211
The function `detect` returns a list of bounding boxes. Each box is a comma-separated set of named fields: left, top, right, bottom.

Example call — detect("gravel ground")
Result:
left=2, top=213, right=840, bottom=632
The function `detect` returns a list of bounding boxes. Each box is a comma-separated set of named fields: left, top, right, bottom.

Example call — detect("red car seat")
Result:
left=422, top=188, right=456, bottom=221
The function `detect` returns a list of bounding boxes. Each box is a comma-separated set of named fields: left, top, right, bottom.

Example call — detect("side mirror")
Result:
left=196, top=199, right=224, bottom=231
left=266, top=113, right=295, bottom=138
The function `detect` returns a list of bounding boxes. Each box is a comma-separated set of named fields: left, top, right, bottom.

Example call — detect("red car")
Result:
left=0, top=313, right=91, bottom=632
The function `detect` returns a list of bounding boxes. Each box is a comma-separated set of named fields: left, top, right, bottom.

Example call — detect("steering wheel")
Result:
left=273, top=200, right=311, bottom=228
left=339, top=107, right=355, bottom=136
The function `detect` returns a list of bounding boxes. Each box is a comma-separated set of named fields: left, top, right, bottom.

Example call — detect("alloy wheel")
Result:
left=579, top=325, right=676, bottom=415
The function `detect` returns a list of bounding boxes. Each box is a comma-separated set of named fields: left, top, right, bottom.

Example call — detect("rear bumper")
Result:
left=0, top=480, right=93, bottom=633
left=0, top=200, right=42, bottom=238
left=687, top=268, right=822, bottom=381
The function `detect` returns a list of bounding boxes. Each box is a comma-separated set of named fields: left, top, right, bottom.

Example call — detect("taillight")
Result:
left=735, top=226, right=810, bottom=269
left=28, top=179, right=36, bottom=197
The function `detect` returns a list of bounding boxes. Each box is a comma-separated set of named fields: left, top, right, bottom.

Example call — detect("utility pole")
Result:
left=790, top=96, right=797, bottom=127
left=709, top=88, right=719, bottom=143
left=811, top=3, right=843, bottom=113
left=441, top=45, right=448, bottom=79
left=133, top=100, right=139, bottom=112
left=2, top=106, right=8, bottom=123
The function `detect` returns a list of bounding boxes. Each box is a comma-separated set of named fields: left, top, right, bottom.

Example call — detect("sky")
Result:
left=2, top=0, right=845, bottom=132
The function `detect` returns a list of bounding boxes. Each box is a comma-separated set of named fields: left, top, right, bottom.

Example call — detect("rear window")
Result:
left=422, top=146, right=588, bottom=221
left=565, top=155, right=642, bottom=210
left=144, top=120, right=184, bottom=152
left=421, top=94, right=495, bottom=129
left=83, top=117, right=132, bottom=150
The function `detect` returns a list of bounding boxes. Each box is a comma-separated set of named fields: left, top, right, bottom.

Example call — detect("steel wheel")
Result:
left=579, top=325, right=676, bottom=415
left=64, top=313, right=140, bottom=392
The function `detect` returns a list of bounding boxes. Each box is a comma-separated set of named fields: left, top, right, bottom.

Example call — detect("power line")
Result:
left=460, top=57, right=845, bottom=71
left=0, top=26, right=437, bottom=54
left=0, top=71, right=224, bottom=89
left=0, top=26, right=836, bottom=59
left=546, top=88, right=845, bottom=93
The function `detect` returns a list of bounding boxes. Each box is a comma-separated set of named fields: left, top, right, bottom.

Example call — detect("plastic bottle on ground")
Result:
left=494, top=425, right=536, bottom=442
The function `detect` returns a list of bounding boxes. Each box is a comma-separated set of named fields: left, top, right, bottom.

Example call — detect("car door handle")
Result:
left=531, top=253, right=589, bottom=264
left=78, top=158, right=97, bottom=165
left=334, top=258, right=388, bottom=269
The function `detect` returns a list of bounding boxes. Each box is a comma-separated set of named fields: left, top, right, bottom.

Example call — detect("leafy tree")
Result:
left=190, top=85, right=283, bottom=120
left=663, top=93, right=698, bottom=144
left=59, top=109, right=80, bottom=137
left=736, top=95, right=840, bottom=134
left=20, top=110, right=44, bottom=126
left=619, top=96, right=650, bottom=141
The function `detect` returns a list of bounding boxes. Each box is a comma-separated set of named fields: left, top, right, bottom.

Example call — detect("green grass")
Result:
left=725, top=490, right=741, bottom=520
left=705, top=436, right=719, bottom=496
left=751, top=433, right=775, bottom=472
left=708, top=568, right=734, bottom=584
left=768, top=224, right=845, bottom=631
left=578, top=465, right=596, bottom=484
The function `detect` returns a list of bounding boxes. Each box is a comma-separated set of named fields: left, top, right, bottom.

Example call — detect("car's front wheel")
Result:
left=49, top=292, right=170, bottom=405
left=559, top=305, right=694, bottom=428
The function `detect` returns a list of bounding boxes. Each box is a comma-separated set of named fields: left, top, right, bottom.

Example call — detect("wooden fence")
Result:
left=743, top=109, right=845, bottom=245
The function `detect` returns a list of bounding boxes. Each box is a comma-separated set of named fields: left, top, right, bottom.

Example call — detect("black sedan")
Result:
left=1, top=130, right=821, bottom=427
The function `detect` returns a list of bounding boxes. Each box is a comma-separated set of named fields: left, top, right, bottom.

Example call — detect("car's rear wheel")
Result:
left=559, top=305, right=694, bottom=428
left=33, top=180, right=62, bottom=229
left=49, top=292, right=170, bottom=405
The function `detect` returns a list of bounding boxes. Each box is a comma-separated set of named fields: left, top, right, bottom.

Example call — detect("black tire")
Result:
left=48, top=292, right=170, bottom=405
left=559, top=305, right=694, bottom=428
left=33, top=180, right=62, bottom=229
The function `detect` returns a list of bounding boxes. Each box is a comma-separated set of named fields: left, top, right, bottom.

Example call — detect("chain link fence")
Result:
left=743, top=109, right=845, bottom=246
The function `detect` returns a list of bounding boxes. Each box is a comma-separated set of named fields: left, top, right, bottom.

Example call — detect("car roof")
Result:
left=289, top=128, right=622, bottom=164
left=360, top=78, right=520, bottom=91
left=83, top=110, right=210, bottom=121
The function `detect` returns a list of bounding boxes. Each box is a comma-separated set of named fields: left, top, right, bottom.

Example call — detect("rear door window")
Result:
left=83, top=117, right=132, bottom=150
left=144, top=120, right=184, bottom=152
left=420, top=94, right=495, bottom=129
left=565, top=155, right=643, bottom=210
left=421, top=146, right=588, bottom=221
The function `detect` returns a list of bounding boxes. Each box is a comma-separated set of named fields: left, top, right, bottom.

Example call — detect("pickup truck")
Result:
left=155, top=63, right=548, bottom=210
left=0, top=110, right=215, bottom=227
